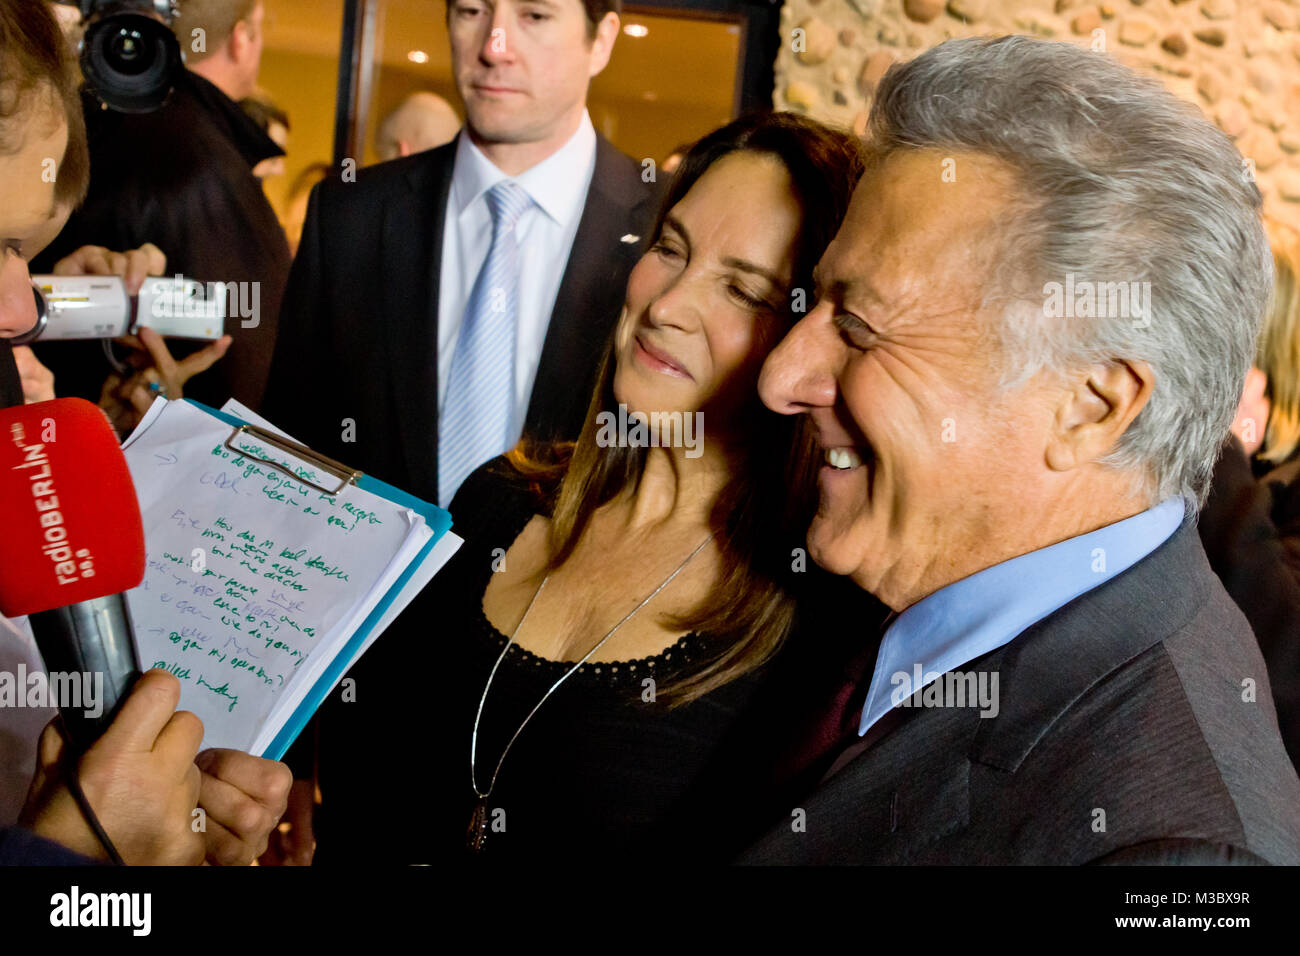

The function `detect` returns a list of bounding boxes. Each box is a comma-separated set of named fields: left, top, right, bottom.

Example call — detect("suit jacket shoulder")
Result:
left=739, top=518, right=1300, bottom=865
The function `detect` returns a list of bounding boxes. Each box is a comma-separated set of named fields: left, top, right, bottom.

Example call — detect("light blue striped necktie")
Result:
left=439, top=180, right=532, bottom=508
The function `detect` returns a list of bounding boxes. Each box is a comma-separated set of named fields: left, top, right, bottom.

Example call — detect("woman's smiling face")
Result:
left=612, top=150, right=804, bottom=439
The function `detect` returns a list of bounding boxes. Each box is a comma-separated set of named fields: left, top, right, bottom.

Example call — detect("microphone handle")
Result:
left=29, top=594, right=142, bottom=752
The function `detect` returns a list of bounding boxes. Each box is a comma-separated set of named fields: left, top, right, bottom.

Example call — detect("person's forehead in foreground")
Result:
left=759, top=34, right=1271, bottom=612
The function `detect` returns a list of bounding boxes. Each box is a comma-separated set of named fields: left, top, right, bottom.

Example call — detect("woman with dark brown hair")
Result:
left=319, top=112, right=871, bottom=863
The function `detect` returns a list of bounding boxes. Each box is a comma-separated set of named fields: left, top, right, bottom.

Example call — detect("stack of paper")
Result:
left=119, top=399, right=460, bottom=758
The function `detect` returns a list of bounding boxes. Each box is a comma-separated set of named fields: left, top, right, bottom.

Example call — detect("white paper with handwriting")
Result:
left=120, top=399, right=433, bottom=753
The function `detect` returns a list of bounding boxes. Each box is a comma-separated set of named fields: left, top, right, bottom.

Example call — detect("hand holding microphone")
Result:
left=1, top=398, right=290, bottom=864
left=20, top=669, right=206, bottom=866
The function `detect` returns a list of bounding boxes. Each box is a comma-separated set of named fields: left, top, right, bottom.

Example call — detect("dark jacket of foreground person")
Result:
left=739, top=517, right=1300, bottom=865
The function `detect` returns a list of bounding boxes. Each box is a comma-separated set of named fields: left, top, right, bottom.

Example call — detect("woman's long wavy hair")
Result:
left=502, top=112, right=866, bottom=705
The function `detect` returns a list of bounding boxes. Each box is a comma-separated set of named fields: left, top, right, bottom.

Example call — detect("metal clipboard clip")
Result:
left=224, top=424, right=363, bottom=498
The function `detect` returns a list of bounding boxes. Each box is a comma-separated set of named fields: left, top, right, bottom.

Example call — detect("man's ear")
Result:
left=1045, top=359, right=1154, bottom=472
left=228, top=19, right=254, bottom=65
left=588, top=12, right=620, bottom=78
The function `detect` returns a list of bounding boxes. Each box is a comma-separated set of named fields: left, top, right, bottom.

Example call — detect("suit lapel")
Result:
left=523, top=135, right=656, bottom=441
left=741, top=515, right=1213, bottom=864
left=740, top=702, right=976, bottom=864
left=384, top=142, right=456, bottom=500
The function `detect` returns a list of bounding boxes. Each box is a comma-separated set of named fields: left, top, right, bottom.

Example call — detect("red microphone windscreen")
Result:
left=0, top=398, right=145, bottom=616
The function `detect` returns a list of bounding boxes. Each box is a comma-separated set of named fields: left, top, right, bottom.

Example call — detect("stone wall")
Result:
left=774, top=0, right=1300, bottom=232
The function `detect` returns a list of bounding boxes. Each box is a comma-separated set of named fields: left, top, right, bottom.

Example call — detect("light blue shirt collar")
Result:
left=858, top=497, right=1187, bottom=736
left=450, top=110, right=597, bottom=227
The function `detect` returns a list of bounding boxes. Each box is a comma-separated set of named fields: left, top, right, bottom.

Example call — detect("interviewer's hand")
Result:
left=19, top=669, right=206, bottom=866
left=194, top=748, right=292, bottom=866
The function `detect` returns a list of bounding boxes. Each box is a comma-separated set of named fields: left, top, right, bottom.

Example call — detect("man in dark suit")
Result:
left=747, top=35, right=1300, bottom=865
left=258, top=0, right=658, bottom=863
left=262, top=0, right=657, bottom=504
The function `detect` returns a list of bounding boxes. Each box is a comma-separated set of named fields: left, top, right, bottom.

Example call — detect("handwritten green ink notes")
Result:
left=120, top=399, right=454, bottom=755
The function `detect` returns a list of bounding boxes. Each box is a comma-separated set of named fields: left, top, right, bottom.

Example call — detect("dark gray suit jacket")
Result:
left=738, top=517, right=1300, bottom=865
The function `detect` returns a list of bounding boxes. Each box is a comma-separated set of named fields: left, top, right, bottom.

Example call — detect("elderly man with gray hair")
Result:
left=746, top=35, right=1300, bottom=865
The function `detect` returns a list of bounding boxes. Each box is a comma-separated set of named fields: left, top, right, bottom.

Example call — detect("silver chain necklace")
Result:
left=466, top=532, right=715, bottom=853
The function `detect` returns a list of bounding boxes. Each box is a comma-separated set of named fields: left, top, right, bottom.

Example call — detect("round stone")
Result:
left=796, top=17, right=837, bottom=65
left=1072, top=8, right=1102, bottom=34
left=1161, top=33, right=1189, bottom=56
left=858, top=49, right=898, bottom=97
left=904, top=0, right=945, bottom=23
left=1200, top=0, right=1235, bottom=21
left=1119, top=18, right=1158, bottom=46
left=784, top=81, right=820, bottom=112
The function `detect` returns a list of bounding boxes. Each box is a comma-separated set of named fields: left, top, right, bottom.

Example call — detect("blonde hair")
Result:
left=1258, top=218, right=1300, bottom=465
left=172, top=0, right=258, bottom=64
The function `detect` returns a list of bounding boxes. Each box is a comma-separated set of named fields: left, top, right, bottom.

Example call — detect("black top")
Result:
left=338, top=458, right=776, bottom=862
left=311, top=456, right=889, bottom=864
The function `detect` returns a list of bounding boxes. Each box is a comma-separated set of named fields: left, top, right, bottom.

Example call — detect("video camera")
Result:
left=63, top=1, right=183, bottom=113
left=11, top=275, right=225, bottom=344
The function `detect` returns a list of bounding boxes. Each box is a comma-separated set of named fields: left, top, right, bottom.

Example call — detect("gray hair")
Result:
left=867, top=35, right=1272, bottom=510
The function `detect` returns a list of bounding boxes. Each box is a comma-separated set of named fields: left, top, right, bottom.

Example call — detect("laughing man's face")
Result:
left=758, top=148, right=1064, bottom=611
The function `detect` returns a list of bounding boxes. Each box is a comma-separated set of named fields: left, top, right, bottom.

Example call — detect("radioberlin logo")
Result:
left=595, top=404, right=704, bottom=459
left=50, top=886, right=151, bottom=936
left=1042, top=273, right=1152, bottom=328
left=890, top=665, right=999, bottom=718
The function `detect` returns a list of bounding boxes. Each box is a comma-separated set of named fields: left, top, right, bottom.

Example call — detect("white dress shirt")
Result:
left=437, top=111, right=599, bottom=442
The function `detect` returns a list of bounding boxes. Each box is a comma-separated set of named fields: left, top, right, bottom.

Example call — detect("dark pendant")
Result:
left=466, top=797, right=488, bottom=853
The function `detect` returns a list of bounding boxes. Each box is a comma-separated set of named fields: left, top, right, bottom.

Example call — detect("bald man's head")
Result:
left=376, top=92, right=460, bottom=162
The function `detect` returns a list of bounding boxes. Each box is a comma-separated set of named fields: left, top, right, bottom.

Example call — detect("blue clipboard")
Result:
left=184, top=401, right=452, bottom=760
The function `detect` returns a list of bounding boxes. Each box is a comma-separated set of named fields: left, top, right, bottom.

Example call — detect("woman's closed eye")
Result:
left=728, top=283, right=768, bottom=310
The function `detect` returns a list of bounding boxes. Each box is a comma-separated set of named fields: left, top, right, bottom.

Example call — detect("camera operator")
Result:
left=31, top=0, right=289, bottom=414
left=1, top=0, right=289, bottom=866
